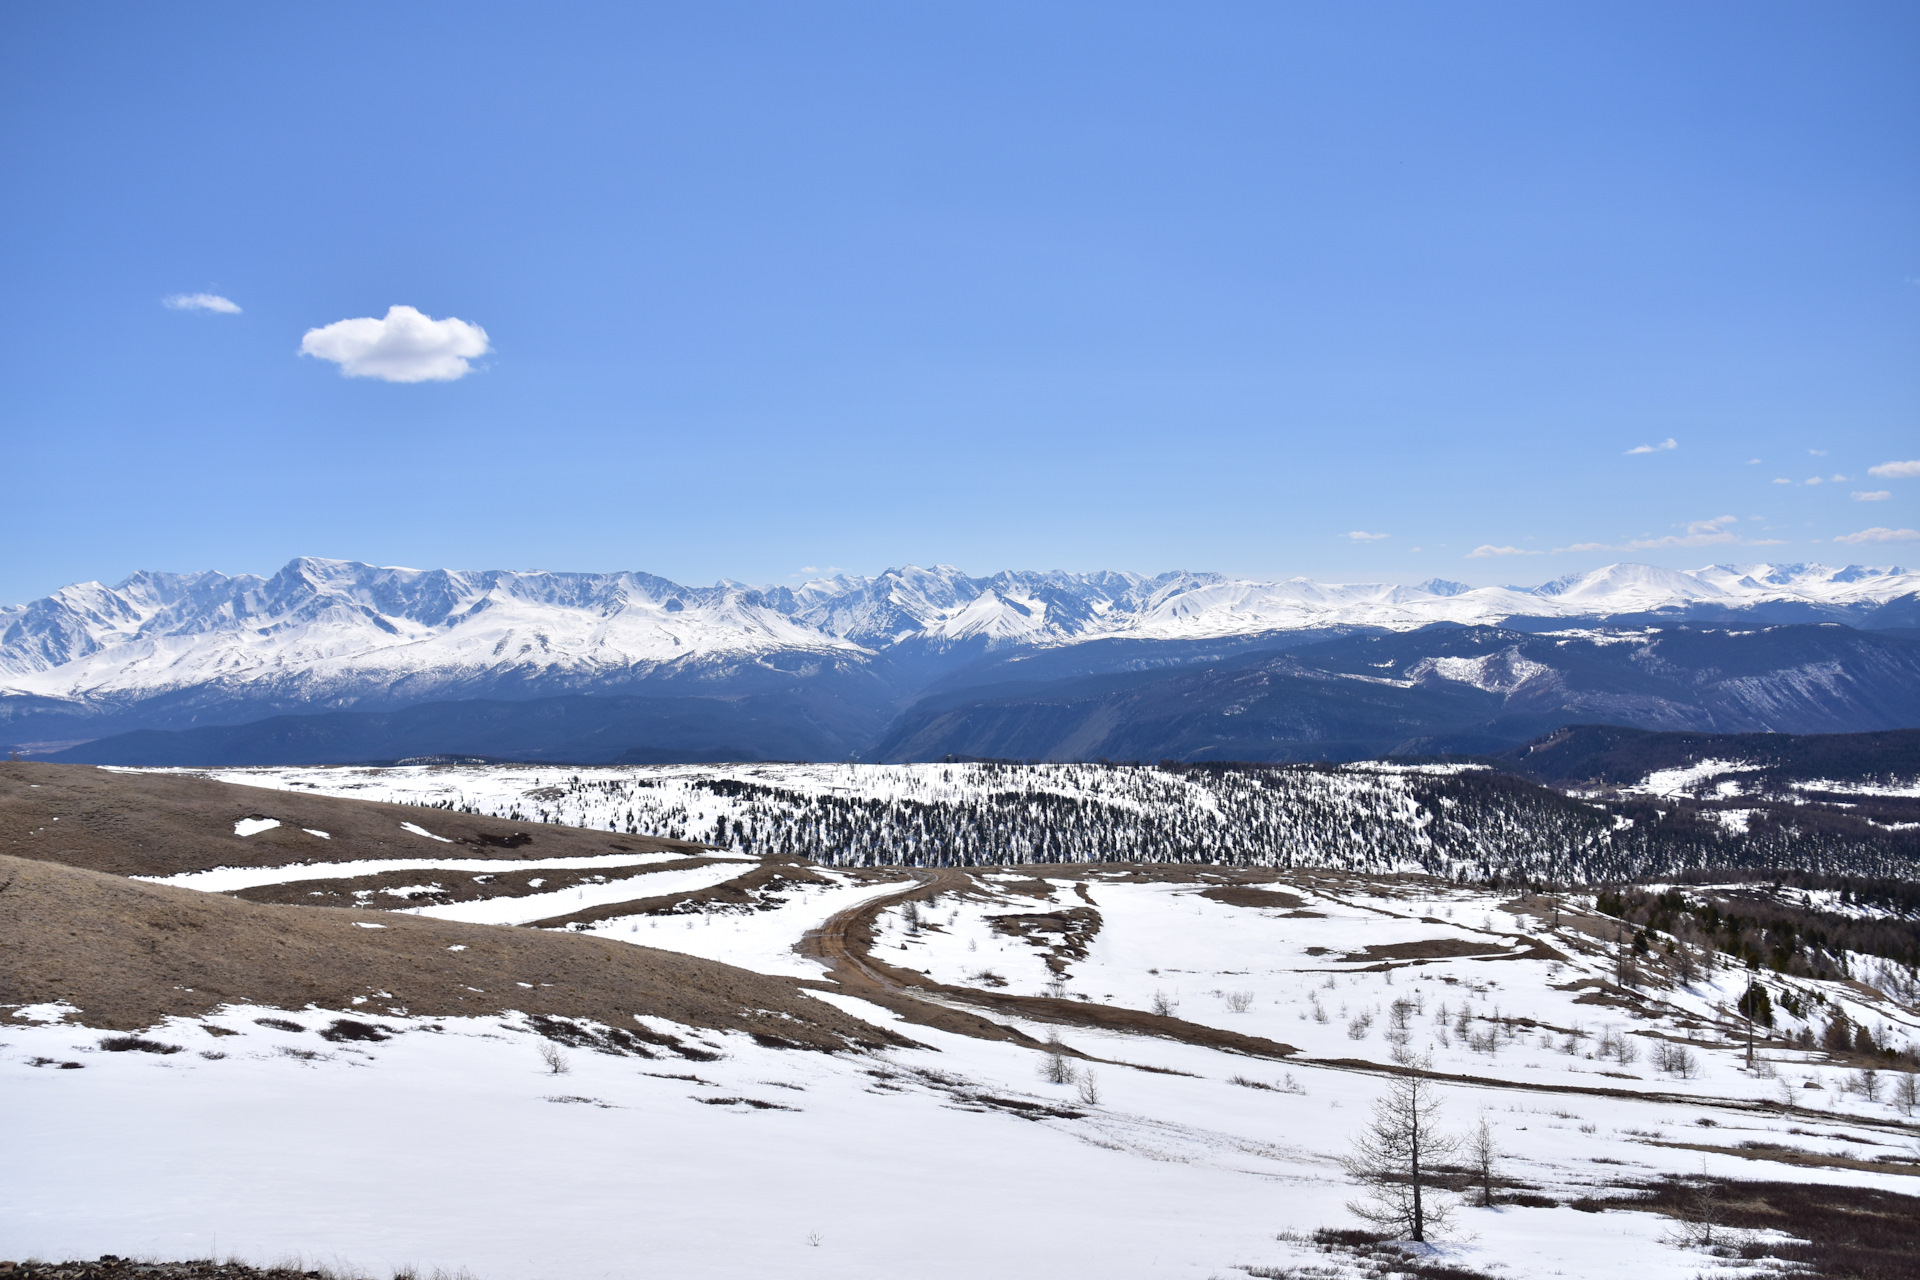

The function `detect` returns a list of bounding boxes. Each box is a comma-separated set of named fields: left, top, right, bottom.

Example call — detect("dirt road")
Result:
left=798, top=865, right=1303, bottom=1061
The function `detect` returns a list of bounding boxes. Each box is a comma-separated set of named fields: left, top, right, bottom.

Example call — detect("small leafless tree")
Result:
left=1076, top=1069, right=1101, bottom=1106
left=1664, top=1168, right=1723, bottom=1249
left=1225, top=990, right=1256, bottom=1013
left=1342, top=1072, right=1458, bottom=1242
left=1151, top=990, right=1179, bottom=1017
left=1467, top=1114, right=1500, bottom=1207
left=538, top=1042, right=571, bottom=1075
left=1041, top=1028, right=1076, bottom=1085
left=1894, top=1071, right=1919, bottom=1116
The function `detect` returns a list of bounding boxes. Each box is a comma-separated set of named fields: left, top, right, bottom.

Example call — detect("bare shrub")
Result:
left=1653, top=1041, right=1699, bottom=1079
left=1347, top=1011, right=1374, bottom=1040
left=1076, top=1069, right=1101, bottom=1106
left=539, top=1042, right=572, bottom=1075
left=1041, top=1028, right=1076, bottom=1085
left=99, top=1034, right=183, bottom=1055
left=1225, top=990, right=1256, bottom=1013
left=1467, top=1114, right=1501, bottom=1207
left=1151, top=990, right=1179, bottom=1018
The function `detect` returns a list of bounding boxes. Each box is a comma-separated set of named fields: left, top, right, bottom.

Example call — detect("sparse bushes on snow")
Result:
left=1652, top=1041, right=1699, bottom=1078
left=98, top=1035, right=183, bottom=1055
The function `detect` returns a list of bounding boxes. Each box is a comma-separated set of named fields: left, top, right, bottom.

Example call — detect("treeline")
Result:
left=441, top=760, right=1920, bottom=884
left=1596, top=885, right=1920, bottom=976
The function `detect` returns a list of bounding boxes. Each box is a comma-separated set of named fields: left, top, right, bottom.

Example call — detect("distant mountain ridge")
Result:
left=5, top=556, right=1919, bottom=761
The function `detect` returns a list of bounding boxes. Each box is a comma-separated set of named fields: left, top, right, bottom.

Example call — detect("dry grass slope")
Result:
left=0, top=853, right=900, bottom=1049
left=0, top=761, right=705, bottom=878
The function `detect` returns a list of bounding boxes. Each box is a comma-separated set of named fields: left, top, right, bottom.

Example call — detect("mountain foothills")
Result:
left=4, top=557, right=1919, bottom=764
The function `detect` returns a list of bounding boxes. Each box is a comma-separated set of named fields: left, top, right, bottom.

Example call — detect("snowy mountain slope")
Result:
left=5, top=557, right=1914, bottom=705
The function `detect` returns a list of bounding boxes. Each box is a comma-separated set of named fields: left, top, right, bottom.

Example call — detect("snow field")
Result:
left=3, top=994, right=1801, bottom=1280
left=876, top=876, right=1920, bottom=1121
left=403, top=860, right=756, bottom=926
left=572, top=871, right=915, bottom=980
left=137, top=850, right=709, bottom=894
left=17, top=770, right=1920, bottom=1277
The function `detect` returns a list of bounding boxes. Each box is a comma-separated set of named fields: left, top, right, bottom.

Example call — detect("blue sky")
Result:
left=2, top=3, right=1915, bottom=603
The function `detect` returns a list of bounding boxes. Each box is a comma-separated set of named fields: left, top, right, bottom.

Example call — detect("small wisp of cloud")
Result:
left=1551, top=515, right=1785, bottom=554
left=1835, top=527, right=1919, bottom=545
left=1853, top=491, right=1892, bottom=503
left=300, top=305, right=490, bottom=382
left=1624, top=438, right=1677, bottom=455
left=1868, top=460, right=1920, bottom=479
left=1346, top=531, right=1390, bottom=543
left=164, top=292, right=241, bottom=314
left=1466, top=544, right=1538, bottom=558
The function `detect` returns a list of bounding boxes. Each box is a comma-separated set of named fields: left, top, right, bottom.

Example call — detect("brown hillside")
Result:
left=0, top=761, right=704, bottom=878
left=0, top=852, right=900, bottom=1048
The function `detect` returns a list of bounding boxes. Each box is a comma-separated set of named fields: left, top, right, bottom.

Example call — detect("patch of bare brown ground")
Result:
left=0, top=852, right=901, bottom=1049
left=1196, top=884, right=1309, bottom=911
left=1339, top=938, right=1521, bottom=963
left=0, top=761, right=706, bottom=878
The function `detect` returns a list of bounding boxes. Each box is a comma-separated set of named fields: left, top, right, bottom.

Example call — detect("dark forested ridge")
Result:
left=872, top=624, right=1920, bottom=763
left=31, top=621, right=1920, bottom=767
left=1493, top=724, right=1920, bottom=788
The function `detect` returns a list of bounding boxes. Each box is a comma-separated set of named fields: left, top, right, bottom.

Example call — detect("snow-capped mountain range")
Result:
left=3, top=557, right=1916, bottom=709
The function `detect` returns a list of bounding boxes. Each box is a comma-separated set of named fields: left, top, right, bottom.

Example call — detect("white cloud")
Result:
left=299, top=305, right=490, bottom=382
left=1466, top=544, right=1539, bottom=558
left=1805, top=476, right=1824, bottom=485
left=1869, top=460, right=1920, bottom=479
left=1346, top=531, right=1390, bottom=542
left=164, top=292, right=241, bottom=314
left=1772, top=478, right=1792, bottom=485
left=1853, top=490, right=1892, bottom=502
left=1624, top=438, right=1677, bottom=455
left=1834, top=526, right=1920, bottom=544
left=1808, top=448, right=1828, bottom=456
left=1745, top=458, right=1761, bottom=465
left=1553, top=515, right=1786, bottom=554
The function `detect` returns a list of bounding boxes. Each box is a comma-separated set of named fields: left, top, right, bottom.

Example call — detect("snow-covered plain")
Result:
left=9, top=849, right=1920, bottom=1278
